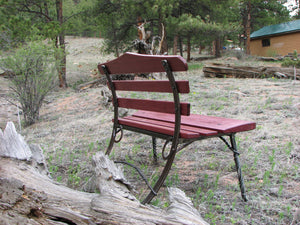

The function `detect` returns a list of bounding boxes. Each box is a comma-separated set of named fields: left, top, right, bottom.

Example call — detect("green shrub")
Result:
left=0, top=41, right=58, bottom=126
left=281, top=58, right=300, bottom=68
left=281, top=50, right=300, bottom=68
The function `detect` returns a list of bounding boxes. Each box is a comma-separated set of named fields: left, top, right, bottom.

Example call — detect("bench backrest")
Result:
left=98, top=52, right=190, bottom=115
left=98, top=52, right=188, bottom=74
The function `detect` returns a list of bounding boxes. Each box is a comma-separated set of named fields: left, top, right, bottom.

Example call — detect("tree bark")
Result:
left=56, top=0, right=67, bottom=88
left=0, top=122, right=209, bottom=225
left=187, top=36, right=191, bottom=62
left=179, top=36, right=183, bottom=57
left=215, top=37, right=221, bottom=58
left=173, top=35, right=178, bottom=55
left=158, top=18, right=167, bottom=54
left=245, top=1, right=251, bottom=55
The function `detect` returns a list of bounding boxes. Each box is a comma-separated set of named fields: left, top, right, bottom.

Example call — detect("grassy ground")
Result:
left=2, top=37, right=299, bottom=224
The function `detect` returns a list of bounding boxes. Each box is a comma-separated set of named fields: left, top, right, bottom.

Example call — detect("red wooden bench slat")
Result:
left=133, top=110, right=256, bottom=133
left=112, top=80, right=190, bottom=93
left=125, top=116, right=217, bottom=137
left=118, top=98, right=190, bottom=116
left=98, top=52, right=188, bottom=75
left=118, top=118, right=200, bottom=139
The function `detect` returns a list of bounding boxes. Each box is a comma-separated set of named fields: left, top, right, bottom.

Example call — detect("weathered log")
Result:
left=203, top=64, right=300, bottom=80
left=0, top=122, right=209, bottom=225
left=0, top=122, right=32, bottom=160
left=76, top=77, right=106, bottom=91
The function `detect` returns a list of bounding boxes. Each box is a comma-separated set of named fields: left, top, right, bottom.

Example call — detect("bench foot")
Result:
left=105, top=126, right=123, bottom=155
left=220, top=134, right=248, bottom=202
left=142, top=148, right=177, bottom=204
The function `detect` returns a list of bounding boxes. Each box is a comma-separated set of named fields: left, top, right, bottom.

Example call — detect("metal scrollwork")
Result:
left=162, top=140, right=172, bottom=160
left=114, top=126, right=123, bottom=143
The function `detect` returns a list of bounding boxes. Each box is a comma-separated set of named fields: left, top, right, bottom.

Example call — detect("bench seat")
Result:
left=118, top=116, right=218, bottom=139
left=120, top=110, right=256, bottom=138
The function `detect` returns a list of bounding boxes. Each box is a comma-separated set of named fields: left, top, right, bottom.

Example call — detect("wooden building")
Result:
left=250, top=20, right=300, bottom=57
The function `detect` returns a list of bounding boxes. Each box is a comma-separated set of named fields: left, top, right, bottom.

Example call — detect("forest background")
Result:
left=0, top=0, right=299, bottom=88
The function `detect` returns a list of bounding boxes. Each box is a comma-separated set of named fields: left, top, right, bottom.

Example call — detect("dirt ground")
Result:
left=1, top=37, right=300, bottom=225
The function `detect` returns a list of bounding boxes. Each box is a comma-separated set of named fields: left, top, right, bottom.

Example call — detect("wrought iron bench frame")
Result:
left=98, top=52, right=256, bottom=204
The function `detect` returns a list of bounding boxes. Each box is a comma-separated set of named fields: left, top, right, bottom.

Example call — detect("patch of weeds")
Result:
left=149, top=191, right=168, bottom=208
left=263, top=170, right=271, bottom=186
left=292, top=164, right=299, bottom=179
left=202, top=189, right=215, bottom=203
left=268, top=148, right=276, bottom=171
left=214, top=173, right=220, bottom=189
left=150, top=169, right=160, bottom=187
left=47, top=153, right=54, bottom=165
left=132, top=144, right=141, bottom=155
left=264, top=97, right=277, bottom=109
left=68, top=164, right=82, bottom=187
left=202, top=173, right=210, bottom=189
left=208, top=161, right=219, bottom=170
left=141, top=164, right=148, bottom=175
left=70, top=78, right=88, bottom=90
left=130, top=92, right=138, bottom=98
left=194, top=187, right=202, bottom=205
left=49, top=164, right=59, bottom=174
left=88, top=142, right=95, bottom=152
left=217, top=96, right=229, bottom=102
left=151, top=197, right=161, bottom=207
left=57, top=176, right=62, bottom=182
left=205, top=212, right=218, bottom=225
left=230, top=217, right=238, bottom=224
left=209, top=103, right=224, bottom=111
left=188, top=63, right=204, bottom=70
left=256, top=125, right=263, bottom=130
left=284, top=141, right=293, bottom=157
left=165, top=171, right=180, bottom=186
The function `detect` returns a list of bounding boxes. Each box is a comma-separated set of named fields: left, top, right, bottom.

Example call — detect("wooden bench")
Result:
left=98, top=52, right=256, bottom=204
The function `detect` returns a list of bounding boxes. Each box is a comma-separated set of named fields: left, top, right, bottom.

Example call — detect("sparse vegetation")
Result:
left=282, top=50, right=300, bottom=68
left=0, top=41, right=58, bottom=126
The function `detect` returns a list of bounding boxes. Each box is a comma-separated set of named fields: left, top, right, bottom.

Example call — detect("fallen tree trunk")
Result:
left=0, top=122, right=208, bottom=225
left=203, top=64, right=300, bottom=80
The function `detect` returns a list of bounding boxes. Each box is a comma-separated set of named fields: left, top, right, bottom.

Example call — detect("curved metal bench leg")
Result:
left=142, top=148, right=177, bottom=204
left=230, top=135, right=248, bottom=201
left=220, top=134, right=248, bottom=201
left=105, top=130, right=116, bottom=155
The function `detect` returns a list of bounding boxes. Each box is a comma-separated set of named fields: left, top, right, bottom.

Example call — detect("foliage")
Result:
left=240, top=0, right=290, bottom=33
left=0, top=0, right=95, bottom=87
left=281, top=50, right=300, bottom=68
left=0, top=0, right=294, bottom=66
left=0, top=41, right=59, bottom=126
left=91, top=0, right=242, bottom=56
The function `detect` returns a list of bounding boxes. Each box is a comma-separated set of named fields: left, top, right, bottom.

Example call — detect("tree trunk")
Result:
left=0, top=122, right=209, bottom=225
left=173, top=35, right=178, bottom=55
left=158, top=16, right=168, bottom=54
left=198, top=45, right=205, bottom=54
left=245, top=1, right=251, bottom=55
left=187, top=36, right=191, bottom=62
left=215, top=37, right=221, bottom=58
left=179, top=36, right=183, bottom=57
left=56, top=0, right=67, bottom=88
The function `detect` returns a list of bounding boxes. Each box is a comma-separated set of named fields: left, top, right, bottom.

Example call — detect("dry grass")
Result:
left=1, top=37, right=299, bottom=224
